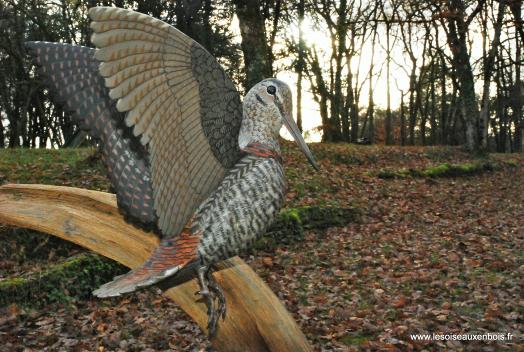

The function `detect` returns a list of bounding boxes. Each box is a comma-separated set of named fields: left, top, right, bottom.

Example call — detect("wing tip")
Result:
left=24, top=41, right=51, bottom=56
left=24, top=41, right=39, bottom=50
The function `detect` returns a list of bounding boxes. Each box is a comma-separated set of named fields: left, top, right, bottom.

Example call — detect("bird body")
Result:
left=94, top=146, right=286, bottom=297
left=197, top=149, right=286, bottom=264
left=26, top=6, right=318, bottom=336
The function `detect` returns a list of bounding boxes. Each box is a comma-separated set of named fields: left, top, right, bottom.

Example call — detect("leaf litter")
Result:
left=0, top=144, right=523, bottom=351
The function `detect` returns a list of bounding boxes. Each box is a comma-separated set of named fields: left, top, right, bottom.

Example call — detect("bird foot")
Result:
left=196, top=265, right=227, bottom=338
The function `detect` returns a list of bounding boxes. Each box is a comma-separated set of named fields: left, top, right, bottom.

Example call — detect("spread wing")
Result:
left=89, top=7, right=243, bottom=237
left=25, top=42, right=158, bottom=232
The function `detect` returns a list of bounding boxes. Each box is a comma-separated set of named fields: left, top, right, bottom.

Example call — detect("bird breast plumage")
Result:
left=194, top=155, right=287, bottom=264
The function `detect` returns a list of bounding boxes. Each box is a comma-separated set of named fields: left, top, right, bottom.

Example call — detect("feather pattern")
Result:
left=89, top=7, right=242, bottom=238
left=93, top=218, right=201, bottom=297
left=196, top=154, right=286, bottom=264
left=93, top=152, right=286, bottom=297
left=25, top=42, right=158, bottom=231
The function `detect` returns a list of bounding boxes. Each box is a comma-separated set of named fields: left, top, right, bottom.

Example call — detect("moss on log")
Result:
left=259, top=206, right=359, bottom=249
left=376, top=161, right=505, bottom=179
left=0, top=253, right=126, bottom=307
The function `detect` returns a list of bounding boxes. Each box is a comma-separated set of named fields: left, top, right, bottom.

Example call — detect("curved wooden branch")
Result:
left=0, top=184, right=312, bottom=352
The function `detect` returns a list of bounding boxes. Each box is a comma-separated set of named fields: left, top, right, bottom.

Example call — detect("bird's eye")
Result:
left=266, top=85, right=276, bottom=95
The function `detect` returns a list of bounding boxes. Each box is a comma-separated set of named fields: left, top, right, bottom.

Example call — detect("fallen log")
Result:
left=0, top=183, right=313, bottom=352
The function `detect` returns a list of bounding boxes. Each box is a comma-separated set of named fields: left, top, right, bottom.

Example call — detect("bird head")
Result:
left=240, top=78, right=319, bottom=170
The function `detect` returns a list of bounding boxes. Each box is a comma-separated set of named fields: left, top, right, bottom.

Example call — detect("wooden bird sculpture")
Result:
left=26, top=6, right=318, bottom=336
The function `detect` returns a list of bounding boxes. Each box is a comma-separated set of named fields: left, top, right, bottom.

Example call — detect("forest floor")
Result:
left=0, top=143, right=523, bottom=351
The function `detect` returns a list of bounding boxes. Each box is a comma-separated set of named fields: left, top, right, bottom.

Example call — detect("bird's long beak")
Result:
left=281, top=112, right=320, bottom=171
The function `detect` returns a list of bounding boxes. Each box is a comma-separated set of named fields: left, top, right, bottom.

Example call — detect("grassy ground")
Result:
left=0, top=143, right=523, bottom=351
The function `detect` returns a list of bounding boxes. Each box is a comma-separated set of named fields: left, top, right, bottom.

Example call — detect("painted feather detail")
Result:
left=242, top=142, right=283, bottom=163
left=93, top=220, right=201, bottom=297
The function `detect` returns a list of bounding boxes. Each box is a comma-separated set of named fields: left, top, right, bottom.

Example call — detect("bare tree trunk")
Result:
left=440, top=56, right=448, bottom=144
left=479, top=0, right=506, bottom=150
left=495, top=60, right=505, bottom=151
left=510, top=0, right=524, bottom=43
left=400, top=91, right=406, bottom=146
left=400, top=15, right=428, bottom=145
left=319, top=95, right=330, bottom=141
left=497, top=56, right=508, bottom=152
left=381, top=3, right=393, bottom=145
left=295, top=0, right=305, bottom=132
left=200, top=0, right=213, bottom=51
left=348, top=80, right=358, bottom=142
left=346, top=33, right=359, bottom=143
left=233, top=0, right=273, bottom=91
left=266, top=0, right=282, bottom=71
left=408, top=66, right=417, bottom=145
left=510, top=1, right=523, bottom=151
left=306, top=47, right=336, bottom=141
left=296, top=72, right=303, bottom=133
left=334, top=0, right=349, bottom=142
left=430, top=62, right=437, bottom=145
left=365, top=25, right=378, bottom=143
left=420, top=82, right=430, bottom=145
left=440, top=0, right=483, bottom=151
left=447, top=84, right=460, bottom=144
left=0, top=118, right=4, bottom=148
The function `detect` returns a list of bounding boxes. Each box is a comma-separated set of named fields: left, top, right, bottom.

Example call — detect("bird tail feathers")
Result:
left=93, top=232, right=200, bottom=297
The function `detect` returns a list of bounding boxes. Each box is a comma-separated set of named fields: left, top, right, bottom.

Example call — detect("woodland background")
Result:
left=0, top=1, right=523, bottom=351
left=0, top=0, right=523, bottom=153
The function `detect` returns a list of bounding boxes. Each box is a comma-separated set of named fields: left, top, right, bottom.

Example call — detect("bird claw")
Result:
left=208, top=276, right=227, bottom=321
left=196, top=265, right=227, bottom=338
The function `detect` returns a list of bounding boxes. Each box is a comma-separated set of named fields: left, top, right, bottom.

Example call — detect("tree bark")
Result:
left=366, top=26, right=378, bottom=144
left=479, top=0, right=506, bottom=150
left=0, top=117, right=4, bottom=148
left=400, top=91, right=406, bottom=145
left=296, top=0, right=305, bottom=132
left=384, top=20, right=393, bottom=145
left=441, top=0, right=483, bottom=151
left=233, top=0, right=273, bottom=92
left=440, top=56, right=448, bottom=144
left=348, top=71, right=359, bottom=143
left=408, top=66, right=417, bottom=145
left=509, top=0, right=523, bottom=152
left=430, top=62, right=437, bottom=145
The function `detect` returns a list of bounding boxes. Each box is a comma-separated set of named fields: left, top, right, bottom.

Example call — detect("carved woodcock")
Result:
left=26, top=6, right=319, bottom=336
